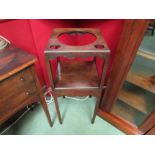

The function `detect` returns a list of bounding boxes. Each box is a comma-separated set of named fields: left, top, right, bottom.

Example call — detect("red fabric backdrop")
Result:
left=0, top=19, right=124, bottom=87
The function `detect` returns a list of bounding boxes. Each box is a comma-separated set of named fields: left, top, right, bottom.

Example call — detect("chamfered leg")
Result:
left=39, top=93, right=53, bottom=127
left=30, top=66, right=53, bottom=127
left=53, top=93, right=63, bottom=124
left=91, top=96, right=100, bottom=124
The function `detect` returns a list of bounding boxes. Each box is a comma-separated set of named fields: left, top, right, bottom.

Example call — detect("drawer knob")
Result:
left=26, top=91, right=30, bottom=95
left=20, top=77, right=25, bottom=81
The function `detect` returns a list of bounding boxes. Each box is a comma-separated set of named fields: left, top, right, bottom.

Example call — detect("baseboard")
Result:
left=97, top=109, right=143, bottom=135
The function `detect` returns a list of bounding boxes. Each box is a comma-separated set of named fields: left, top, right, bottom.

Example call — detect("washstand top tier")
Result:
left=45, top=28, right=110, bottom=57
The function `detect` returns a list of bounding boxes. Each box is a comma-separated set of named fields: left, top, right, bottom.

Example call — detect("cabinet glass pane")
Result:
left=111, top=20, right=155, bottom=127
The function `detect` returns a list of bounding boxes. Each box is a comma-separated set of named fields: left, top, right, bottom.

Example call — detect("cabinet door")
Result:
left=112, top=20, right=155, bottom=133
left=99, top=19, right=155, bottom=134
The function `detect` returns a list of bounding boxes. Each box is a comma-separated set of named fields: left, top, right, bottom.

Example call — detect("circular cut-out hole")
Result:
left=58, top=31, right=96, bottom=46
left=94, top=44, right=104, bottom=49
left=50, top=45, right=61, bottom=50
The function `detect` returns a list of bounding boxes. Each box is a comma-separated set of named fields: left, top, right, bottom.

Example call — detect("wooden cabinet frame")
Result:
left=97, top=19, right=155, bottom=134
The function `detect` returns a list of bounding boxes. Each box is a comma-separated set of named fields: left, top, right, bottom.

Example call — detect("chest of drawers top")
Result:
left=0, top=45, right=37, bottom=82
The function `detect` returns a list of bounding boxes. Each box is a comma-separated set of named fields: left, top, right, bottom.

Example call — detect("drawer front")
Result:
left=0, top=83, right=37, bottom=121
left=0, top=67, right=34, bottom=97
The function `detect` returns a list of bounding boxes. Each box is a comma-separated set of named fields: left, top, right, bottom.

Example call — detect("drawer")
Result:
left=0, top=67, right=33, bottom=93
left=0, top=83, right=37, bottom=121
left=0, top=67, right=34, bottom=99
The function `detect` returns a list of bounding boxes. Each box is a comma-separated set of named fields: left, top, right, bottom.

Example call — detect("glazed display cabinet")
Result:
left=99, top=19, right=155, bottom=135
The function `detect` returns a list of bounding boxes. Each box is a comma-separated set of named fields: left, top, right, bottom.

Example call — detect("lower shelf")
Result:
left=118, top=82, right=155, bottom=114
left=54, top=60, right=100, bottom=89
left=112, top=100, right=146, bottom=126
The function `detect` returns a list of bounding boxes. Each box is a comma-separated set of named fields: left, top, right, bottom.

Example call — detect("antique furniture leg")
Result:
left=53, top=93, right=63, bottom=124
left=31, top=66, right=53, bottom=127
left=45, top=56, right=63, bottom=124
left=91, top=95, right=101, bottom=124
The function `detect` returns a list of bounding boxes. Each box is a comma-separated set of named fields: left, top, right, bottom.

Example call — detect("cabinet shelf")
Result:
left=137, top=50, right=155, bottom=61
left=126, top=55, right=155, bottom=94
left=112, top=100, right=146, bottom=126
left=118, top=82, right=155, bottom=114
left=115, top=50, right=155, bottom=127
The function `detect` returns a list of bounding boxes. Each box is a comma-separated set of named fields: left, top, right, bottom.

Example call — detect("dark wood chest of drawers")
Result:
left=0, top=45, right=52, bottom=126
